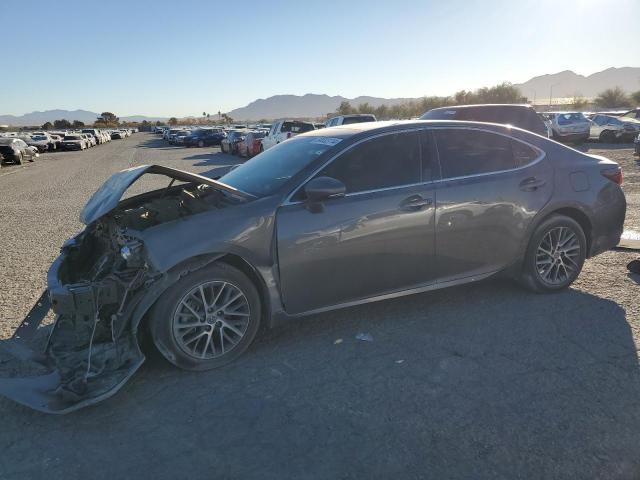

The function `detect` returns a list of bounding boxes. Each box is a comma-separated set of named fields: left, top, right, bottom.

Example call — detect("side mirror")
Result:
left=304, top=176, right=346, bottom=203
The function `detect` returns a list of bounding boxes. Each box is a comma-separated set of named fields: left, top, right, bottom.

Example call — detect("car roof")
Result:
left=428, top=104, right=534, bottom=112
left=0, top=138, right=18, bottom=144
left=299, top=119, right=534, bottom=140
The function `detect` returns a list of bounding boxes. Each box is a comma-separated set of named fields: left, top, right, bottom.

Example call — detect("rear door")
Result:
left=276, top=129, right=437, bottom=314
left=433, top=127, right=553, bottom=282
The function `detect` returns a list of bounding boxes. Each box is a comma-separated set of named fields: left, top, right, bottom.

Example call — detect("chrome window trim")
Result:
left=282, top=126, right=545, bottom=206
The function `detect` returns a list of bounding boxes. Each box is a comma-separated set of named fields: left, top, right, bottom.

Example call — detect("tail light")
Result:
left=601, top=166, right=623, bottom=185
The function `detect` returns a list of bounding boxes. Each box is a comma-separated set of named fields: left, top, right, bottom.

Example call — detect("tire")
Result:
left=599, top=130, right=615, bottom=143
left=259, top=145, right=264, bottom=153
left=14, top=152, right=23, bottom=165
left=198, top=140, right=205, bottom=148
left=519, top=214, right=586, bottom=293
left=148, top=262, right=261, bottom=371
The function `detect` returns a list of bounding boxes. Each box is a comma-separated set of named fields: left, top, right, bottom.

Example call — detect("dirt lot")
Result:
left=0, top=134, right=639, bottom=479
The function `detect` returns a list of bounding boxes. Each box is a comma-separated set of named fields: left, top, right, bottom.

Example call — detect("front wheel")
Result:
left=149, top=263, right=261, bottom=371
left=14, top=152, right=23, bottom=165
left=198, top=140, right=205, bottom=148
left=599, top=130, right=615, bottom=143
left=519, top=215, right=586, bottom=293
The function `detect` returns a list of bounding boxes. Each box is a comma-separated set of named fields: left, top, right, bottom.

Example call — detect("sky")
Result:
left=1, top=0, right=639, bottom=117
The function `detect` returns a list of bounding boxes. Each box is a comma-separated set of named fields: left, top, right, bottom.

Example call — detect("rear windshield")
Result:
left=282, top=122, right=315, bottom=133
left=342, top=116, right=376, bottom=125
left=557, top=113, right=587, bottom=125
left=64, top=136, right=81, bottom=140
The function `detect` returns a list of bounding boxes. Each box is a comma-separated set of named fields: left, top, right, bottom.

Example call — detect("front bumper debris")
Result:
left=0, top=287, right=145, bottom=414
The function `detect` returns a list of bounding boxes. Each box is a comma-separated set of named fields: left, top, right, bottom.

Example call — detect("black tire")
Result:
left=259, top=144, right=264, bottom=153
left=148, top=262, right=261, bottom=371
left=198, top=140, right=205, bottom=148
left=519, top=214, right=586, bottom=293
left=599, top=130, right=615, bottom=143
left=14, top=152, right=23, bottom=165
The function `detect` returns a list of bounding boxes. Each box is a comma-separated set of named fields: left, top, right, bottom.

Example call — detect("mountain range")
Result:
left=514, top=67, right=640, bottom=101
left=0, top=110, right=167, bottom=127
left=2, top=67, right=638, bottom=125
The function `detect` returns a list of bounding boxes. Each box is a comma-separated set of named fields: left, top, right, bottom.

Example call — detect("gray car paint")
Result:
left=0, top=120, right=626, bottom=413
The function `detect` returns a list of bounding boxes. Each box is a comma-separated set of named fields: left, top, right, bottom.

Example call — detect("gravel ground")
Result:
left=0, top=134, right=639, bottom=479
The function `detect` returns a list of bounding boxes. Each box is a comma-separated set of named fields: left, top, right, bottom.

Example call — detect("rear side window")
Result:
left=318, top=131, right=421, bottom=194
left=511, top=139, right=539, bottom=167
left=434, top=129, right=514, bottom=178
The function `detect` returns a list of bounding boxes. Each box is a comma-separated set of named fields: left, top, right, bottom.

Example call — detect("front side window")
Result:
left=434, top=129, right=515, bottom=179
left=317, top=131, right=421, bottom=194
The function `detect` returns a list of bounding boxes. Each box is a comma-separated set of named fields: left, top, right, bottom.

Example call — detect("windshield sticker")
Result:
left=310, top=137, right=343, bottom=146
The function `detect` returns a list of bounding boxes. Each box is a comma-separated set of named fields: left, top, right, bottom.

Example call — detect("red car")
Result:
left=238, top=131, right=266, bottom=158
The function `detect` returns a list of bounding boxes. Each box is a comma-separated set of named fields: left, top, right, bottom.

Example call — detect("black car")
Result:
left=183, top=128, right=226, bottom=147
left=0, top=138, right=37, bottom=164
left=420, top=104, right=548, bottom=137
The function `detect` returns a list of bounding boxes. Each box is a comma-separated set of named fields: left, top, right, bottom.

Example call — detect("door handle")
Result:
left=400, top=195, right=433, bottom=211
left=519, top=177, right=546, bottom=191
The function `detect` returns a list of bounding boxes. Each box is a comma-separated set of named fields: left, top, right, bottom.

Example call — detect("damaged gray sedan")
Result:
left=0, top=120, right=626, bottom=413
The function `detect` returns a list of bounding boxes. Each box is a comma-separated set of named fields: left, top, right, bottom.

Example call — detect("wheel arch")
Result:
left=135, top=252, right=272, bottom=336
left=512, top=204, right=593, bottom=276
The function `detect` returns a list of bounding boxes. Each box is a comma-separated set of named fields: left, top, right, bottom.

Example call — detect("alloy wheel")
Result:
left=172, top=281, right=251, bottom=359
left=535, top=226, right=581, bottom=285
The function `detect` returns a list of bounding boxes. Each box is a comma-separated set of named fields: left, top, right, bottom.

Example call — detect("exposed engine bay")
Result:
left=0, top=165, right=251, bottom=413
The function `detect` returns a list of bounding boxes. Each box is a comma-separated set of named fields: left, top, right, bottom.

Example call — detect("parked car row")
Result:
left=0, top=128, right=137, bottom=163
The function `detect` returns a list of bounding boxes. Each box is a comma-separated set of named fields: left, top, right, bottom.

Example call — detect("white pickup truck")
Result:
left=261, top=120, right=315, bottom=151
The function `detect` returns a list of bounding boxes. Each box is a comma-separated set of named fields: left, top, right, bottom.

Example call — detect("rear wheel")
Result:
left=198, top=140, right=205, bottom=148
left=149, top=263, right=261, bottom=371
left=519, top=215, right=586, bottom=293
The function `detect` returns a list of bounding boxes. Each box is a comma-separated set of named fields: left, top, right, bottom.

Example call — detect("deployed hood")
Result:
left=80, top=164, right=254, bottom=225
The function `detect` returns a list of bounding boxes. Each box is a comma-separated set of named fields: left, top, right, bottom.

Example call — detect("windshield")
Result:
left=220, top=136, right=341, bottom=197
left=32, top=136, right=47, bottom=140
left=64, top=136, right=81, bottom=140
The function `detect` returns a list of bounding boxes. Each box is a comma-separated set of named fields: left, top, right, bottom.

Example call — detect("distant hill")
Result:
left=0, top=110, right=168, bottom=127
left=227, top=94, right=417, bottom=121
left=514, top=67, right=640, bottom=100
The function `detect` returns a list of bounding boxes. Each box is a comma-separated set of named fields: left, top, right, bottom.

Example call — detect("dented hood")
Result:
left=80, top=164, right=254, bottom=225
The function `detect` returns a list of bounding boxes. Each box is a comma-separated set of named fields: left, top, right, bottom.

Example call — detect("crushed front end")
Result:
left=0, top=165, right=252, bottom=413
left=0, top=219, right=156, bottom=413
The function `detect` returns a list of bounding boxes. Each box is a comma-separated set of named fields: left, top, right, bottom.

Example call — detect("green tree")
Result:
left=594, top=87, right=630, bottom=108
left=631, top=90, right=640, bottom=106
left=41, top=121, right=53, bottom=130
left=155, top=120, right=163, bottom=126
left=337, top=101, right=355, bottom=115
left=570, top=94, right=589, bottom=110
left=72, top=120, right=85, bottom=128
left=53, top=119, right=72, bottom=129
left=168, top=117, right=178, bottom=126
left=97, top=112, right=119, bottom=125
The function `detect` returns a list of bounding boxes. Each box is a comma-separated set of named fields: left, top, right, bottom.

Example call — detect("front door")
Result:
left=276, top=129, right=437, bottom=314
